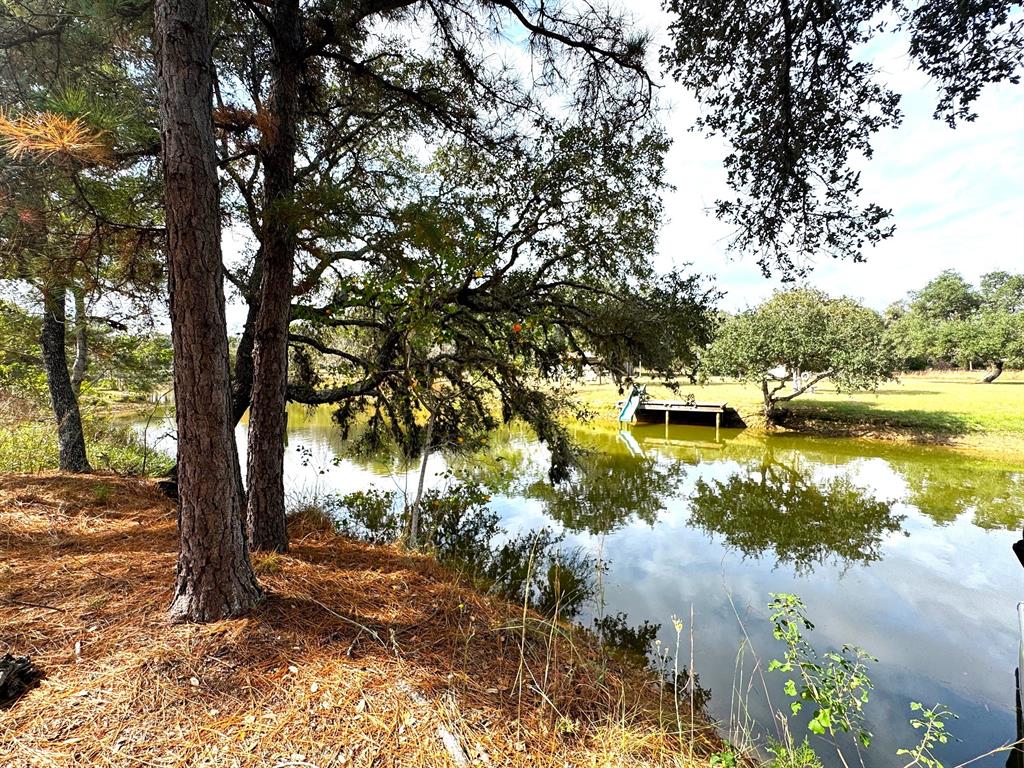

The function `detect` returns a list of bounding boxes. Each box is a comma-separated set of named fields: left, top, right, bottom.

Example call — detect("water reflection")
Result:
left=689, top=452, right=905, bottom=572
left=525, top=446, right=686, bottom=534
left=328, top=482, right=599, bottom=622
left=898, top=459, right=1024, bottom=531
left=131, top=408, right=1024, bottom=766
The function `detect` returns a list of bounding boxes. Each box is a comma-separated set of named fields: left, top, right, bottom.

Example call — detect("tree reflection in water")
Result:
left=527, top=447, right=687, bottom=535
left=689, top=453, right=906, bottom=573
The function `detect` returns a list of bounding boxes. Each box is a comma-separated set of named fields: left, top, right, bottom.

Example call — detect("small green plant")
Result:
left=767, top=593, right=875, bottom=746
left=254, top=552, right=285, bottom=575
left=710, top=748, right=739, bottom=768
left=334, top=488, right=401, bottom=544
left=91, top=483, right=113, bottom=505
left=765, top=737, right=823, bottom=768
left=763, top=594, right=959, bottom=768
left=897, top=702, right=957, bottom=768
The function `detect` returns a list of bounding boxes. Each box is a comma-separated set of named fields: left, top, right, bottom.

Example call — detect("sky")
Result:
left=213, top=2, right=1024, bottom=332
left=628, top=0, right=1024, bottom=312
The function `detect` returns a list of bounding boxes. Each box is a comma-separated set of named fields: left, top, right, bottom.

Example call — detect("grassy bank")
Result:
left=0, top=473, right=720, bottom=768
left=578, top=370, right=1024, bottom=457
left=0, top=389, right=173, bottom=475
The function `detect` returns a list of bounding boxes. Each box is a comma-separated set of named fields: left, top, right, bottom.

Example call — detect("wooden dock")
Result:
left=619, top=395, right=726, bottom=423
left=617, top=386, right=732, bottom=437
left=633, top=400, right=727, bottom=420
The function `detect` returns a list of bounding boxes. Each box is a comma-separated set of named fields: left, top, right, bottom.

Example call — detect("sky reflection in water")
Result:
left=140, top=407, right=1024, bottom=767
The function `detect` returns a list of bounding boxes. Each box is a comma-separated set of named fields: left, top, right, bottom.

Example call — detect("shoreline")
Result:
left=0, top=473, right=723, bottom=768
left=95, top=369, right=1024, bottom=468
left=577, top=371, right=1024, bottom=464
left=589, top=410, right=1024, bottom=464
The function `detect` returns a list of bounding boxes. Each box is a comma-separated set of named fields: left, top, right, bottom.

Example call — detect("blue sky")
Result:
left=632, top=0, right=1024, bottom=312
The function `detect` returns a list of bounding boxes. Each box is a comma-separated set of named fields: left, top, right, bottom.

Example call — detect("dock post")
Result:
left=715, top=412, right=720, bottom=441
left=664, top=410, right=669, bottom=439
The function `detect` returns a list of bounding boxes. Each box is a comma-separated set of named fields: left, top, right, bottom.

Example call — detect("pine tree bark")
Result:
left=155, top=0, right=261, bottom=621
left=70, top=286, right=88, bottom=394
left=246, top=0, right=302, bottom=553
left=40, top=283, right=91, bottom=473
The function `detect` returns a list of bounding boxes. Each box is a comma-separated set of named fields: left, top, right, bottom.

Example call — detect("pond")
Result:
left=136, top=406, right=1024, bottom=767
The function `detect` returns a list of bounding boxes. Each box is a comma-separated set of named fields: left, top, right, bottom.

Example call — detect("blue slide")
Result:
left=618, top=384, right=644, bottom=423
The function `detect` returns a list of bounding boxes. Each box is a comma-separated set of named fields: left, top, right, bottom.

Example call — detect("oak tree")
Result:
left=705, top=288, right=896, bottom=419
left=662, top=0, right=1023, bottom=276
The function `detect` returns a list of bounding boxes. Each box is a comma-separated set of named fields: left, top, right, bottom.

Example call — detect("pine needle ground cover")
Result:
left=0, top=474, right=719, bottom=768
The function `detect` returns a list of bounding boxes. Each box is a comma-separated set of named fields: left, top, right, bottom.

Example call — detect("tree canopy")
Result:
left=885, top=270, right=1024, bottom=380
left=705, top=288, right=896, bottom=418
left=661, top=0, right=1023, bottom=276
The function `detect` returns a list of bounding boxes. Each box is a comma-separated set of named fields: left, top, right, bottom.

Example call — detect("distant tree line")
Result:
left=702, top=270, right=1023, bottom=420
left=884, top=270, right=1024, bottom=382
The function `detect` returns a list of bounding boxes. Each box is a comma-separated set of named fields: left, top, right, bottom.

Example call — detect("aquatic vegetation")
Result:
left=331, top=488, right=403, bottom=544
left=768, top=593, right=876, bottom=747
left=764, top=737, right=823, bottom=768
left=761, top=594, right=968, bottom=768
left=897, top=703, right=957, bottom=768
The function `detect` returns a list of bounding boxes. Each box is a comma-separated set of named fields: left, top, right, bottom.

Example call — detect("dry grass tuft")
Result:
left=0, top=473, right=722, bottom=767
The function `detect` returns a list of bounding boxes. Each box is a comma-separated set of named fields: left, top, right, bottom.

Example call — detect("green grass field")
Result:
left=576, top=370, right=1024, bottom=454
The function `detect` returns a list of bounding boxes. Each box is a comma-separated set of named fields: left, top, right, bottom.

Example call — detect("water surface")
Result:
left=139, top=407, right=1024, bottom=766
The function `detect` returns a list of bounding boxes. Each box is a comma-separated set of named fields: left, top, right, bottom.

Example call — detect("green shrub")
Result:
left=0, top=387, right=172, bottom=475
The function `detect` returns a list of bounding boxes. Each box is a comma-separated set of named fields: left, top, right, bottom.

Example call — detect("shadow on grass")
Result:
left=780, top=399, right=973, bottom=439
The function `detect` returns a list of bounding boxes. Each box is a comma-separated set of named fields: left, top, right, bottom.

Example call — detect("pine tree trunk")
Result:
left=246, top=0, right=302, bottom=553
left=231, top=256, right=262, bottom=424
left=40, top=283, right=91, bottom=473
left=70, top=286, right=88, bottom=394
left=155, top=0, right=261, bottom=622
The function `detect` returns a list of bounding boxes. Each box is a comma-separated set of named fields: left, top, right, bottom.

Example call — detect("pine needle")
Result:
left=0, top=472, right=725, bottom=768
left=0, top=110, right=110, bottom=165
